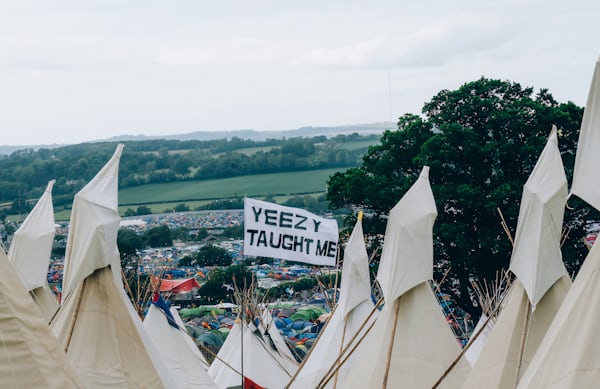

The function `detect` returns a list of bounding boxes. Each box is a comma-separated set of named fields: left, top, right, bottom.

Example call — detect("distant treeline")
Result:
left=0, top=133, right=378, bottom=215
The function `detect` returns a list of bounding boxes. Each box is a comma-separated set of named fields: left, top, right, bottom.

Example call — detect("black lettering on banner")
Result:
left=316, top=240, right=328, bottom=256
left=257, top=230, right=267, bottom=247
left=247, top=229, right=259, bottom=245
left=327, top=241, right=337, bottom=258
left=294, top=215, right=308, bottom=230
left=269, top=232, right=282, bottom=248
left=282, top=234, right=293, bottom=250
left=279, top=211, right=293, bottom=228
left=313, top=219, right=322, bottom=233
left=252, top=207, right=262, bottom=223
left=293, top=236, right=304, bottom=252
left=304, top=238, right=314, bottom=255
left=264, top=209, right=277, bottom=226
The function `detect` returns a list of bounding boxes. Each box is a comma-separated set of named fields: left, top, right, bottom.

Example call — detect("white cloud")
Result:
left=0, top=0, right=600, bottom=145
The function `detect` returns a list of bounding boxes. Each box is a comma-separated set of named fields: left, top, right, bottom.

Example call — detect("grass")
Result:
left=119, top=168, right=344, bottom=205
left=43, top=168, right=346, bottom=221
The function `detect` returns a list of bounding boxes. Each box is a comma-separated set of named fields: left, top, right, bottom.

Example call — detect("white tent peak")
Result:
left=61, top=144, right=124, bottom=299
left=509, top=126, right=567, bottom=307
left=571, top=58, right=600, bottom=211
left=376, top=165, right=437, bottom=303
left=8, top=179, right=57, bottom=292
left=338, top=217, right=371, bottom=319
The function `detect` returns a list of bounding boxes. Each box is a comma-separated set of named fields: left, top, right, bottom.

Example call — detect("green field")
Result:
left=118, top=168, right=345, bottom=205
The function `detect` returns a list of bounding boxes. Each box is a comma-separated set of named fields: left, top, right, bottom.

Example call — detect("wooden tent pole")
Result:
left=382, top=298, right=401, bottom=389
left=317, top=313, right=378, bottom=389
left=514, top=300, right=532, bottom=387
left=64, top=276, right=87, bottom=353
left=284, top=304, right=339, bottom=389
left=431, top=290, right=505, bottom=389
left=315, top=297, right=384, bottom=389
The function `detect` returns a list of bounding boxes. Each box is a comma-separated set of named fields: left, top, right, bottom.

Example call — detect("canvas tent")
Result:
left=334, top=167, right=468, bottom=389
left=516, top=57, right=600, bottom=389
left=50, top=144, right=180, bottom=389
left=208, top=319, right=295, bottom=389
left=144, top=303, right=217, bottom=388
left=460, top=127, right=571, bottom=388
left=0, top=247, right=82, bottom=388
left=8, top=179, right=59, bottom=321
left=160, top=277, right=201, bottom=293
left=287, top=215, right=376, bottom=389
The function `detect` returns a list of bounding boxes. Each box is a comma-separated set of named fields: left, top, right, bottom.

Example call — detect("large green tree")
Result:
left=327, top=78, right=594, bottom=316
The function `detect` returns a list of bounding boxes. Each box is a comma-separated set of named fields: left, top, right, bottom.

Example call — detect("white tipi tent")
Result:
left=335, top=166, right=468, bottom=389
left=287, top=214, right=375, bottom=389
left=170, top=305, right=211, bottom=369
left=8, top=179, right=59, bottom=321
left=516, top=56, right=600, bottom=389
left=0, top=246, right=82, bottom=388
left=208, top=319, right=295, bottom=389
left=570, top=56, right=600, bottom=211
left=144, top=303, right=218, bottom=388
left=50, top=144, right=180, bottom=389
left=461, top=127, right=571, bottom=389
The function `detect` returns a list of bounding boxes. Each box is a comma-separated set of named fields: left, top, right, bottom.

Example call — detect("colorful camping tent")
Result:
left=160, top=277, right=201, bottom=293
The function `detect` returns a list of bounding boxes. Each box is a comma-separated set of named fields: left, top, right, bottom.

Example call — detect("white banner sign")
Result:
left=244, top=197, right=339, bottom=266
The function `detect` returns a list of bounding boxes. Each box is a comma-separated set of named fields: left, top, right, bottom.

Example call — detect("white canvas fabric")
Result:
left=30, top=284, right=60, bottom=322
left=517, top=240, right=600, bottom=388
left=376, top=166, right=437, bottom=302
left=259, top=308, right=299, bottom=368
left=209, top=320, right=294, bottom=389
left=287, top=217, right=376, bottom=389
left=335, top=167, right=467, bottom=388
left=509, top=127, right=568, bottom=307
left=51, top=266, right=179, bottom=389
left=8, top=180, right=58, bottom=321
left=338, top=282, right=467, bottom=389
left=337, top=217, right=372, bottom=319
left=461, top=128, right=571, bottom=388
left=144, top=305, right=217, bottom=388
left=8, top=179, right=56, bottom=291
left=0, top=248, right=82, bottom=388
left=170, top=306, right=210, bottom=368
left=464, top=314, right=493, bottom=367
left=51, top=144, right=180, bottom=388
left=571, top=57, right=600, bottom=211
left=461, top=277, right=570, bottom=389
left=61, top=144, right=123, bottom=299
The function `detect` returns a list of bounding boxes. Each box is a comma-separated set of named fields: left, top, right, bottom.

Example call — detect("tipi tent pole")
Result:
left=514, top=300, right=532, bottom=387
left=64, top=277, right=87, bottom=353
left=317, top=312, right=378, bottom=389
left=316, top=297, right=384, bottom=389
left=332, top=318, right=349, bottom=389
left=382, top=298, right=401, bottom=389
left=432, top=292, right=505, bottom=388
left=284, top=304, right=339, bottom=388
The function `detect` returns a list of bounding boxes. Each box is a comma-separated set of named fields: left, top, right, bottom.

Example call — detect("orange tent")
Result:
left=159, top=278, right=201, bottom=293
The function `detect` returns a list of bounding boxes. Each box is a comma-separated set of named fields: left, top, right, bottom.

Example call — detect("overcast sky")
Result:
left=1, top=1, right=599, bottom=146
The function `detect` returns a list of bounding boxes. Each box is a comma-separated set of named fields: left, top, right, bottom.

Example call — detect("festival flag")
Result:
left=243, top=197, right=338, bottom=266
left=151, top=292, right=179, bottom=329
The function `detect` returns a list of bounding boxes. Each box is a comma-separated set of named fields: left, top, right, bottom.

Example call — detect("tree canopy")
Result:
left=327, top=77, right=595, bottom=316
